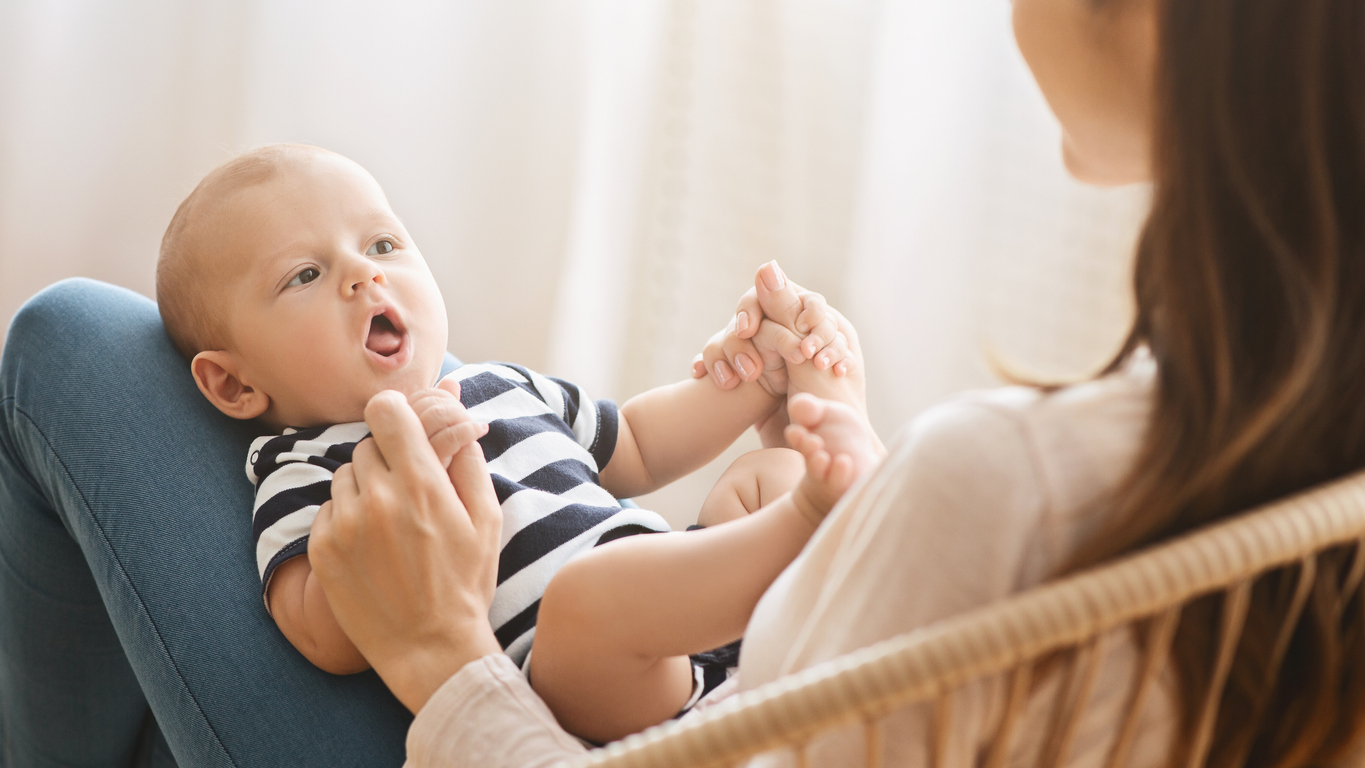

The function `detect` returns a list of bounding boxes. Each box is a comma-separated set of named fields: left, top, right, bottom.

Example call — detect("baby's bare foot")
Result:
left=784, top=393, right=882, bottom=523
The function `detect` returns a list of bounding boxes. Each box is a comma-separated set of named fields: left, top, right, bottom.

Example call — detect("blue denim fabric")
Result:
left=0, top=279, right=460, bottom=767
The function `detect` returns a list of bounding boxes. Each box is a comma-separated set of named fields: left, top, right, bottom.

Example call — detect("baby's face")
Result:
left=207, top=154, right=448, bottom=428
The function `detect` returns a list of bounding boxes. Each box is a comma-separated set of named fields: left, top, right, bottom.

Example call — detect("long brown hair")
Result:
left=1073, top=0, right=1365, bottom=766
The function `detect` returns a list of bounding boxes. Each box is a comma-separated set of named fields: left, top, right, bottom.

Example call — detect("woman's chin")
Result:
left=1061, top=135, right=1151, bottom=187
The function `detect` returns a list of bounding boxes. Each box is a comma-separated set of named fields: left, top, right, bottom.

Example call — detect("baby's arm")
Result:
left=599, top=377, right=781, bottom=499
left=268, top=554, right=369, bottom=674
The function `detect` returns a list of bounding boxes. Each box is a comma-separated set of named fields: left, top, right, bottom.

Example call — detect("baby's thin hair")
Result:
left=157, top=143, right=334, bottom=361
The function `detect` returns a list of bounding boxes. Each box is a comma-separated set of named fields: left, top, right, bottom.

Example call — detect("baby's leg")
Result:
left=530, top=449, right=808, bottom=743
left=695, top=447, right=804, bottom=527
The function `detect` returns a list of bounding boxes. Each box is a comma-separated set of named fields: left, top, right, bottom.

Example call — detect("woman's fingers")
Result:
left=754, top=261, right=806, bottom=334
left=350, top=437, right=386, bottom=491
left=698, top=323, right=746, bottom=390
left=445, top=427, right=502, bottom=600
left=733, top=287, right=761, bottom=340
left=719, top=333, right=763, bottom=382
left=332, top=461, right=360, bottom=504
left=713, top=359, right=736, bottom=388
left=449, top=439, right=499, bottom=518
left=364, top=390, right=443, bottom=485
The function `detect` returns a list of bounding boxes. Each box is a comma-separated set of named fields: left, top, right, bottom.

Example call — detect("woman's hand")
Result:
left=691, top=262, right=852, bottom=397
left=309, top=390, right=504, bottom=714
left=693, top=261, right=870, bottom=427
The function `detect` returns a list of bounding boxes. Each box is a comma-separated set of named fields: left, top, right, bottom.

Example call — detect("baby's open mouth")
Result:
left=366, top=313, right=404, bottom=357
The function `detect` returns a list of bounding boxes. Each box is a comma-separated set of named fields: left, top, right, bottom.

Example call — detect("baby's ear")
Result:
left=191, top=351, right=270, bottom=421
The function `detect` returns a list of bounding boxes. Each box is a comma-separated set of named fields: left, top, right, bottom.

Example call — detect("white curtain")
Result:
left=0, top=0, right=1148, bottom=528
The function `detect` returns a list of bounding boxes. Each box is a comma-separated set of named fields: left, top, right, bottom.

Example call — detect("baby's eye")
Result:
left=287, top=268, right=320, bottom=288
left=366, top=240, right=395, bottom=256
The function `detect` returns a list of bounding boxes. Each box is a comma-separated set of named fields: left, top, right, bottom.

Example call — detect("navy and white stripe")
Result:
left=247, top=421, right=370, bottom=594
left=246, top=363, right=671, bottom=665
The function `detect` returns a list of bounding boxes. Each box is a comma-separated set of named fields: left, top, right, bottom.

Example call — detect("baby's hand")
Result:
left=691, top=262, right=856, bottom=396
left=784, top=393, right=883, bottom=523
left=408, top=379, right=489, bottom=470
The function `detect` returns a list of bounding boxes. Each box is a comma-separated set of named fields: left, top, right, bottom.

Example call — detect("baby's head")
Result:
left=158, top=144, right=449, bottom=430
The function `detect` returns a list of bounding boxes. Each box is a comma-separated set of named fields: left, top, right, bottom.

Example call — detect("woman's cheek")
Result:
left=1013, top=0, right=1084, bottom=135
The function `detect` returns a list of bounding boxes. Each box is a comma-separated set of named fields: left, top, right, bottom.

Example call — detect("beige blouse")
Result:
left=405, top=361, right=1176, bottom=768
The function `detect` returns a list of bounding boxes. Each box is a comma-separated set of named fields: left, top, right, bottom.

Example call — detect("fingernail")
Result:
left=803, top=338, right=818, bottom=358
left=818, top=354, right=831, bottom=369
left=761, top=262, right=784, bottom=291
left=773, top=262, right=787, bottom=288
left=796, top=317, right=810, bottom=334
left=736, top=311, right=750, bottom=334
left=714, top=361, right=732, bottom=386
left=734, top=354, right=754, bottom=378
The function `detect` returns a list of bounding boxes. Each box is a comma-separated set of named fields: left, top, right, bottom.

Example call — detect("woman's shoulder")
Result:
left=888, top=356, right=1153, bottom=490
left=878, top=358, right=1154, bottom=584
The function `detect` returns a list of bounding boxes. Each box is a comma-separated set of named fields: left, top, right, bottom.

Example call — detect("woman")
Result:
left=310, top=0, right=1365, bottom=765
left=1, top=2, right=1363, bottom=768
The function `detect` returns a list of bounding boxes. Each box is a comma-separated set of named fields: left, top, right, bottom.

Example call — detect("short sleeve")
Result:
left=406, top=654, right=587, bottom=768
left=246, top=422, right=370, bottom=608
left=457, top=363, right=619, bottom=470
left=545, top=376, right=618, bottom=470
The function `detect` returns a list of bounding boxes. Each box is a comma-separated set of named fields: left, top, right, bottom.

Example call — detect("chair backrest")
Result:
left=568, top=471, right=1365, bottom=768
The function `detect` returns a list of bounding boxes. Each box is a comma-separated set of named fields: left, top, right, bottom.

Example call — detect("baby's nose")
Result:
left=348, top=269, right=385, bottom=293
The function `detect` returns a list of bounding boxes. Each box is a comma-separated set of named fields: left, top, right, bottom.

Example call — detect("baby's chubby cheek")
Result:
left=408, top=288, right=451, bottom=381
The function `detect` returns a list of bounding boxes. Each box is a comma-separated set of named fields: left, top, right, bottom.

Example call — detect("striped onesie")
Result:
left=246, top=362, right=672, bottom=665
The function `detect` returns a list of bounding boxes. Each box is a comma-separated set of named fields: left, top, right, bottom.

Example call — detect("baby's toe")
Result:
left=787, top=393, right=826, bottom=427
left=827, top=454, right=856, bottom=492
left=804, top=448, right=831, bottom=480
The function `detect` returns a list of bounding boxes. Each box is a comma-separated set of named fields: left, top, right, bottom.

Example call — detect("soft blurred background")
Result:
left=0, top=0, right=1149, bottom=528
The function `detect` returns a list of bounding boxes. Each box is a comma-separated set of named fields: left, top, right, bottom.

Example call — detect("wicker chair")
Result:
left=567, top=471, right=1365, bottom=768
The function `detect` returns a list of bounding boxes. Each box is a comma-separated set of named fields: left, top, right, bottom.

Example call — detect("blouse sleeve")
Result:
left=736, top=396, right=1054, bottom=767
left=405, top=654, right=587, bottom=768
left=740, top=396, right=1049, bottom=683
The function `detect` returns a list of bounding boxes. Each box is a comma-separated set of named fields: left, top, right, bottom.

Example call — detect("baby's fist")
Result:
left=408, top=379, right=489, bottom=469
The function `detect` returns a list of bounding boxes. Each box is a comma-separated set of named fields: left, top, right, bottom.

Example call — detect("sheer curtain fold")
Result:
left=0, top=0, right=1146, bottom=527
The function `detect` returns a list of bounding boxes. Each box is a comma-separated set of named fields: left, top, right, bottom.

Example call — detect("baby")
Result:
left=157, top=144, right=882, bottom=742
